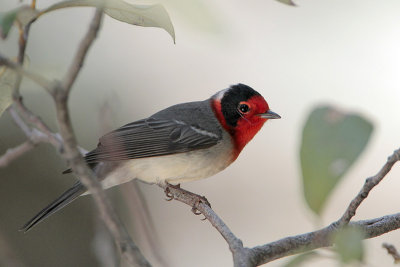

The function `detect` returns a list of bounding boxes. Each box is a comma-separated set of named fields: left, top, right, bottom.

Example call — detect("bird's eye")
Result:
left=238, top=103, right=250, bottom=113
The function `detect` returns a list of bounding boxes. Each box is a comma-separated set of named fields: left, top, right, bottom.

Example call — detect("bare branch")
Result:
left=201, top=203, right=252, bottom=267
left=251, top=213, right=400, bottom=266
left=249, top=148, right=400, bottom=265
left=9, top=106, right=62, bottom=148
left=383, top=243, right=400, bottom=264
left=158, top=183, right=251, bottom=266
left=7, top=18, right=63, bottom=150
left=55, top=93, right=151, bottom=266
left=61, top=4, right=103, bottom=93
left=53, top=8, right=151, bottom=266
left=4, top=2, right=399, bottom=266
left=0, top=127, right=56, bottom=168
left=0, top=109, right=59, bottom=168
left=162, top=148, right=400, bottom=266
left=0, top=142, right=34, bottom=168
left=337, top=148, right=400, bottom=225
left=2, top=4, right=150, bottom=266
left=13, top=16, right=32, bottom=98
left=0, top=55, right=54, bottom=93
left=158, top=183, right=243, bottom=249
left=11, top=102, right=62, bottom=148
left=8, top=108, right=31, bottom=137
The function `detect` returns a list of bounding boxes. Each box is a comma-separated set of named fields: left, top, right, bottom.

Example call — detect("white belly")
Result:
left=100, top=131, right=234, bottom=189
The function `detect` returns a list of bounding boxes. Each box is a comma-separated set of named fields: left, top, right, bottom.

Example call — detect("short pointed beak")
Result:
left=258, top=110, right=281, bottom=119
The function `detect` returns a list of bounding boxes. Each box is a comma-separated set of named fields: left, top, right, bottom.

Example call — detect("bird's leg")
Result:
left=163, top=182, right=211, bottom=217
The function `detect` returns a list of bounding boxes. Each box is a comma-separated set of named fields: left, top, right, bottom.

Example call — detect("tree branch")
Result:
left=337, top=148, right=400, bottom=225
left=0, top=5, right=151, bottom=266
left=9, top=104, right=62, bottom=148
left=0, top=141, right=35, bottom=168
left=61, top=5, right=102, bottom=94
left=2, top=19, right=63, bottom=150
left=158, top=184, right=238, bottom=243
left=250, top=213, right=400, bottom=265
left=383, top=242, right=400, bottom=264
left=52, top=8, right=151, bottom=267
left=0, top=126, right=52, bottom=168
left=0, top=109, right=60, bottom=168
left=3, top=2, right=400, bottom=267
left=162, top=148, right=400, bottom=266
left=0, top=55, right=54, bottom=93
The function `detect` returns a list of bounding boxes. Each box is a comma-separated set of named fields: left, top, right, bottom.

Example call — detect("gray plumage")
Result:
left=21, top=84, right=276, bottom=233
left=21, top=99, right=225, bottom=232
left=84, top=100, right=222, bottom=164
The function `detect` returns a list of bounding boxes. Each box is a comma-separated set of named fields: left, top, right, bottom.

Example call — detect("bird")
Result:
left=21, top=83, right=280, bottom=232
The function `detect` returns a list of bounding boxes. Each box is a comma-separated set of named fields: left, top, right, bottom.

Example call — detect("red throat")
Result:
left=233, top=113, right=266, bottom=154
left=211, top=96, right=268, bottom=158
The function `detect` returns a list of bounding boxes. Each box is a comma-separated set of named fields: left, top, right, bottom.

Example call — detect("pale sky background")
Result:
left=1, top=0, right=400, bottom=266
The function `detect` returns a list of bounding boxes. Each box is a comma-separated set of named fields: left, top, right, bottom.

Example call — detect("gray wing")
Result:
left=83, top=117, right=221, bottom=164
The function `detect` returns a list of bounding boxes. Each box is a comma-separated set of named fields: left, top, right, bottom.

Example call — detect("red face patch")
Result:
left=233, top=95, right=269, bottom=153
left=211, top=95, right=270, bottom=158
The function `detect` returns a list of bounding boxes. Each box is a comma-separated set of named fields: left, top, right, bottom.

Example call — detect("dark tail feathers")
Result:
left=20, top=182, right=85, bottom=233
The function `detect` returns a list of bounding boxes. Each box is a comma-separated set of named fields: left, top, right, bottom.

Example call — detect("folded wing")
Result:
left=84, top=117, right=221, bottom=164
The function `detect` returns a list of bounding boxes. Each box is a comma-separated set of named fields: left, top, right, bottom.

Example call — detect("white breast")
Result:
left=100, top=130, right=234, bottom=189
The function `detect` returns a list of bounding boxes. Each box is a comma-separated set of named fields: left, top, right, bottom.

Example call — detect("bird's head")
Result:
left=211, top=83, right=280, bottom=156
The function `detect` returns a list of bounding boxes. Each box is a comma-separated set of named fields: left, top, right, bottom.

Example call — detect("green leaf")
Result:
left=0, top=6, right=39, bottom=39
left=283, top=252, right=319, bottom=267
left=0, top=10, right=17, bottom=39
left=41, top=0, right=175, bottom=42
left=300, top=106, right=373, bottom=215
left=0, top=67, right=18, bottom=118
left=275, top=0, right=296, bottom=6
left=334, top=226, right=365, bottom=263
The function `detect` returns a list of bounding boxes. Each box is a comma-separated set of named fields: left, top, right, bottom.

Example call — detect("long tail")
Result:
left=20, top=182, right=86, bottom=233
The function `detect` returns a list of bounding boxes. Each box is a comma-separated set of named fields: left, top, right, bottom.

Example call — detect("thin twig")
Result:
left=0, top=128, right=54, bottom=168
left=53, top=8, right=150, bottom=266
left=158, top=183, right=250, bottom=267
left=61, top=5, right=102, bottom=93
left=0, top=110, right=58, bottom=168
left=11, top=102, right=62, bottom=148
left=0, top=55, right=53, bottom=93
left=250, top=213, right=400, bottom=266
left=8, top=108, right=31, bottom=137
left=0, top=142, right=35, bottom=168
left=383, top=243, right=400, bottom=264
left=9, top=106, right=62, bottom=149
left=337, top=148, right=400, bottom=225
left=200, top=203, right=251, bottom=267
left=54, top=94, right=151, bottom=266
left=158, top=183, right=243, bottom=249
left=8, top=19, right=62, bottom=149
left=14, top=17, right=31, bottom=97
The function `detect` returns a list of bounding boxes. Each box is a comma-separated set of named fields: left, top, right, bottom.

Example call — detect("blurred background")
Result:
left=1, top=0, right=400, bottom=266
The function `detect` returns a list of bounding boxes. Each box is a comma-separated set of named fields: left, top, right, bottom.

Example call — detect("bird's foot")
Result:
left=164, top=183, right=181, bottom=201
left=163, top=182, right=211, bottom=219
